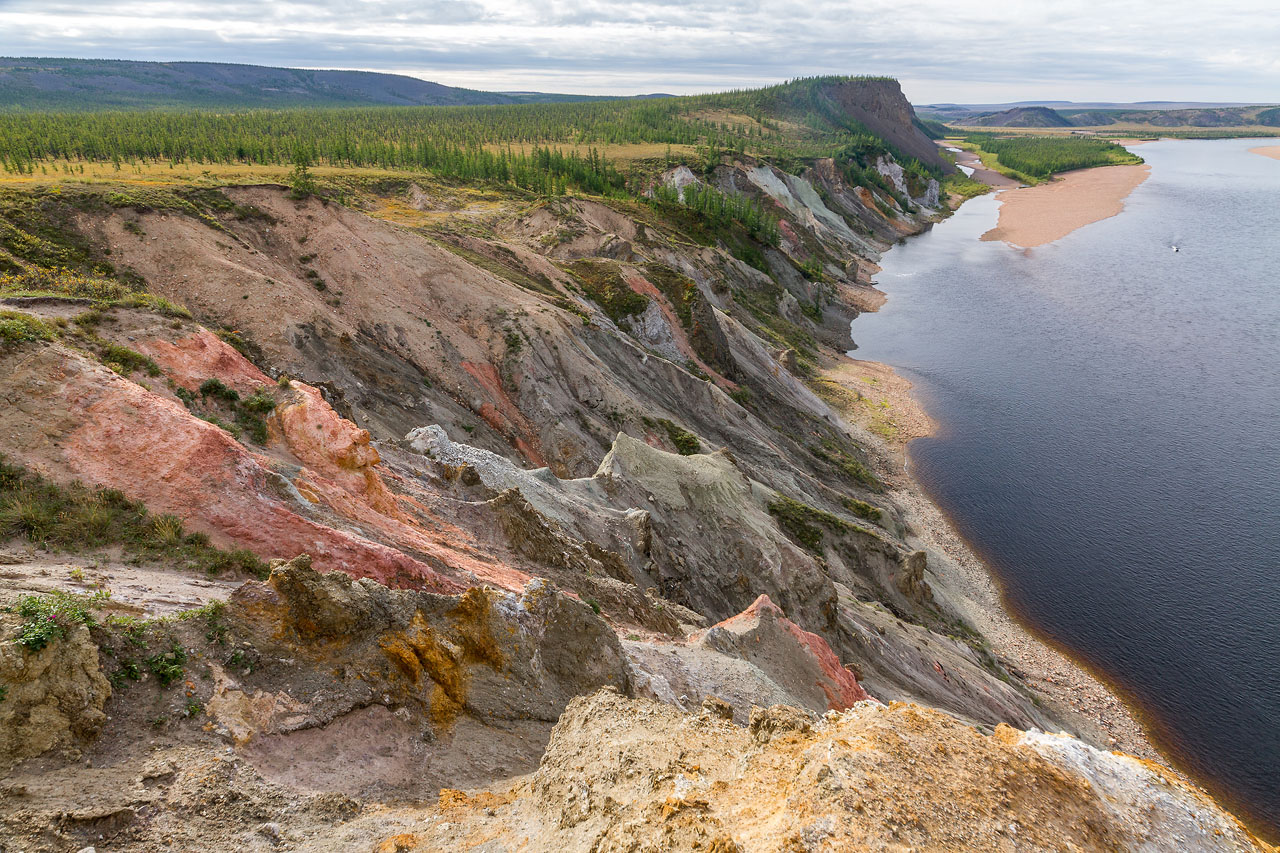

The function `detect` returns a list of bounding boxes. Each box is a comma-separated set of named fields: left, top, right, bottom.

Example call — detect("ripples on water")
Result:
left=852, top=138, right=1280, bottom=835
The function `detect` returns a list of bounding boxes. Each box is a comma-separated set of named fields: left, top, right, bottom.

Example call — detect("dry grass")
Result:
left=0, top=160, right=416, bottom=188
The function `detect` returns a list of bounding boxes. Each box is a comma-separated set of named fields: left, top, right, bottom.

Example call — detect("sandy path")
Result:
left=981, top=164, right=1151, bottom=248
left=1249, top=145, right=1280, bottom=161
left=0, top=546, right=243, bottom=617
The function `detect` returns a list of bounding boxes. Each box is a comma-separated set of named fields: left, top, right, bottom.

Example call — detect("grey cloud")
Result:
left=0, top=0, right=1277, bottom=100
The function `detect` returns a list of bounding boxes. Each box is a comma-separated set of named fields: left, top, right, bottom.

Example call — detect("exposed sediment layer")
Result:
left=0, top=85, right=1270, bottom=844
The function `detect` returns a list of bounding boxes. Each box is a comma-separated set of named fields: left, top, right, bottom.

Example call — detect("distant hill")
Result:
left=917, top=100, right=1280, bottom=130
left=1061, top=105, right=1280, bottom=128
left=968, top=106, right=1072, bottom=128
left=0, top=57, right=608, bottom=111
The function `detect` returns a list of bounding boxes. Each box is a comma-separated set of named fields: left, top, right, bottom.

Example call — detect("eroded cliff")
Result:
left=0, top=80, right=1270, bottom=851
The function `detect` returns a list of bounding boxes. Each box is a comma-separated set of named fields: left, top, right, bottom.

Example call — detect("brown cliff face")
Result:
left=820, top=78, right=951, bottom=171
left=0, top=164, right=1036, bottom=736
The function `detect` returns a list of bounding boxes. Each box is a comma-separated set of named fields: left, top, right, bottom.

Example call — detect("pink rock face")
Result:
left=0, top=325, right=536, bottom=593
left=59, top=365, right=462, bottom=592
left=460, top=360, right=547, bottom=468
left=621, top=270, right=730, bottom=390
left=707, top=594, right=871, bottom=710
left=269, top=380, right=534, bottom=592
left=137, top=330, right=273, bottom=395
left=133, top=327, right=533, bottom=592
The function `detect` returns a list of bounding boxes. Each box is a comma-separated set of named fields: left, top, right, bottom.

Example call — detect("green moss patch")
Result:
left=809, top=439, right=881, bottom=491
left=0, top=309, right=56, bottom=348
left=642, top=261, right=699, bottom=329
left=767, top=495, right=850, bottom=552
left=842, top=496, right=883, bottom=523
left=643, top=416, right=701, bottom=455
left=565, top=259, right=649, bottom=324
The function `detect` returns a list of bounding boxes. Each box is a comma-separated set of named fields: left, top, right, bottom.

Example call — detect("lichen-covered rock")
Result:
left=369, top=689, right=1274, bottom=852
left=221, top=555, right=631, bottom=739
left=0, top=615, right=110, bottom=769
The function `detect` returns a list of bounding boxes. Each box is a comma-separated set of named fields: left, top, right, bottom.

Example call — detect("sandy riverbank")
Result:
left=980, top=163, right=1151, bottom=248
left=820, top=353, right=1158, bottom=761
left=1250, top=145, right=1280, bottom=161
left=944, top=144, right=1021, bottom=188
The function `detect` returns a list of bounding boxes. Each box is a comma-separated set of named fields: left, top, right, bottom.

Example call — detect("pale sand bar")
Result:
left=981, top=163, right=1151, bottom=248
left=1249, top=145, right=1280, bottom=161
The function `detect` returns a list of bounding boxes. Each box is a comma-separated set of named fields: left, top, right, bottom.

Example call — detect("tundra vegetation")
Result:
left=0, top=76, right=939, bottom=198
left=960, top=133, right=1144, bottom=180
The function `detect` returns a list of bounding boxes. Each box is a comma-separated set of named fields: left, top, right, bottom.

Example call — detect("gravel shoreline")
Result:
left=821, top=354, right=1159, bottom=759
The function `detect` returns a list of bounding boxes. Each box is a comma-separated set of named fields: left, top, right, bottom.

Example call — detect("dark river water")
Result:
left=851, top=138, right=1280, bottom=836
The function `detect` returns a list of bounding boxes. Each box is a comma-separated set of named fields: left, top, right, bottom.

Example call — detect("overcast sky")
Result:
left=1, top=0, right=1277, bottom=103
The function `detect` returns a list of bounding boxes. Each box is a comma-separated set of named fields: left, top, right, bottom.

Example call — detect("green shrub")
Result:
left=0, top=309, right=55, bottom=347
left=658, top=418, right=700, bottom=455
left=98, top=342, right=161, bottom=376
left=109, top=658, right=142, bottom=688
left=10, top=590, right=101, bottom=651
left=240, top=388, right=276, bottom=414
left=145, top=641, right=188, bottom=687
left=231, top=388, right=276, bottom=444
left=198, top=377, right=239, bottom=402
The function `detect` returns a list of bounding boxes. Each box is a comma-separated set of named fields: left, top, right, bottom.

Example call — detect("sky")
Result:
left=0, top=0, right=1278, bottom=103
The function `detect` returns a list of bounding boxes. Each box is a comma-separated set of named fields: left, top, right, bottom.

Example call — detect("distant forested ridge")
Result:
left=0, top=57, right=611, bottom=111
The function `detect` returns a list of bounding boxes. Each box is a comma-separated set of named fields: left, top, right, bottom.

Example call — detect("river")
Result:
left=851, top=137, right=1280, bottom=835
